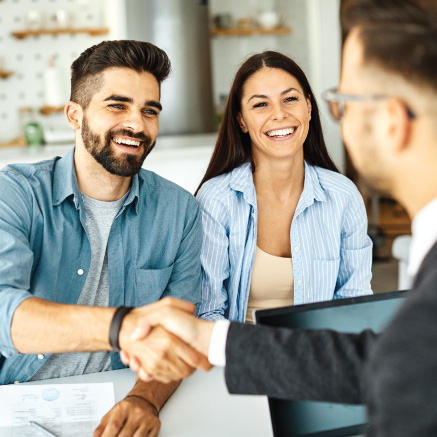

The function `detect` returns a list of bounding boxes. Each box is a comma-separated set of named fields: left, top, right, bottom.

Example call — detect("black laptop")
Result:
left=253, top=290, right=410, bottom=437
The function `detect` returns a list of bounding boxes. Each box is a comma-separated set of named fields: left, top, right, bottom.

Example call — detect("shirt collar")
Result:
left=52, top=146, right=140, bottom=213
left=228, top=161, right=327, bottom=212
left=296, top=161, right=327, bottom=212
left=229, top=162, right=257, bottom=208
left=408, top=196, right=437, bottom=276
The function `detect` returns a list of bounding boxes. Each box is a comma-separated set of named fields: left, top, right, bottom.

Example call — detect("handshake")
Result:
left=118, top=298, right=216, bottom=382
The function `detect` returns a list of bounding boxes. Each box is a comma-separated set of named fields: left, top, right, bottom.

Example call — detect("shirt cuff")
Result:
left=208, top=319, right=230, bottom=367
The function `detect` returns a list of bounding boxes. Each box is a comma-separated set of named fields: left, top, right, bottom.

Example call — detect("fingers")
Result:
left=119, top=298, right=197, bottom=348
left=120, top=349, right=130, bottom=366
left=132, top=307, right=199, bottom=345
left=138, top=367, right=153, bottom=382
left=93, top=397, right=160, bottom=437
left=131, top=324, right=150, bottom=341
left=119, top=300, right=215, bottom=383
left=131, top=299, right=196, bottom=342
left=146, top=309, right=214, bottom=357
left=140, top=328, right=196, bottom=383
left=129, top=326, right=208, bottom=383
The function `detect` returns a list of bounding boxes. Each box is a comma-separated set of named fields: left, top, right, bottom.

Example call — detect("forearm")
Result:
left=11, top=297, right=116, bottom=354
left=225, top=322, right=378, bottom=403
left=127, top=378, right=181, bottom=414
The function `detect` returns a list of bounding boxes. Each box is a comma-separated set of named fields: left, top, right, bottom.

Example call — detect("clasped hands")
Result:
left=118, top=298, right=215, bottom=382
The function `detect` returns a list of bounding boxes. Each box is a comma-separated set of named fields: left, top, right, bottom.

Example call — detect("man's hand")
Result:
left=131, top=301, right=216, bottom=357
left=119, top=298, right=216, bottom=381
left=119, top=298, right=211, bottom=383
left=127, top=326, right=201, bottom=383
left=94, top=395, right=160, bottom=437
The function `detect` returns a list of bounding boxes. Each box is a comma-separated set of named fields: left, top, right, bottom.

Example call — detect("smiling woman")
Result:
left=195, top=51, right=373, bottom=323
left=238, top=68, right=312, bottom=164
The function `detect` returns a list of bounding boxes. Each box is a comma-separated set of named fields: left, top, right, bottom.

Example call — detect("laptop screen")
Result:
left=254, top=290, right=409, bottom=437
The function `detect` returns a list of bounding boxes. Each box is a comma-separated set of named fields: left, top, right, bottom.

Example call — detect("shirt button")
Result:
left=37, top=354, right=45, bottom=360
left=14, top=380, right=20, bottom=384
left=298, top=280, right=302, bottom=285
left=295, top=247, right=299, bottom=251
left=77, top=269, right=84, bottom=276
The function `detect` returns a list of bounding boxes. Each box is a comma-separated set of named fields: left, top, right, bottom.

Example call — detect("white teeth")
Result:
left=266, top=127, right=296, bottom=137
left=114, top=138, right=140, bottom=147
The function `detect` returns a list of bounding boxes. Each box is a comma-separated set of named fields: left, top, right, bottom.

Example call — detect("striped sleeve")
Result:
left=196, top=183, right=231, bottom=320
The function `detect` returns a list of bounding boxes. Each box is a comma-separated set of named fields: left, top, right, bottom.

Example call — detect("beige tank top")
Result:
left=245, top=246, right=294, bottom=323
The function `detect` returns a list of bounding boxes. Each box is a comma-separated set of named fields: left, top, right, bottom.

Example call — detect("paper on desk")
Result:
left=0, top=382, right=115, bottom=437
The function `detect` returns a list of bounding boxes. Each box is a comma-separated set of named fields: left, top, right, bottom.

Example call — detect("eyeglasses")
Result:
left=322, top=88, right=416, bottom=123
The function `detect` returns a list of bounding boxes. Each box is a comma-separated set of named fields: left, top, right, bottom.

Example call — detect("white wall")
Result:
left=209, top=0, right=345, bottom=172
left=0, top=0, right=109, bottom=143
left=305, top=0, right=344, bottom=172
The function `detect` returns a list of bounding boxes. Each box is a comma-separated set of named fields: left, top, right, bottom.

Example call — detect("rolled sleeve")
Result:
left=0, top=170, right=35, bottom=356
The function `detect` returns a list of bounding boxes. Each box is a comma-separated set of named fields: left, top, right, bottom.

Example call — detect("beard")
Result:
left=81, top=116, right=156, bottom=177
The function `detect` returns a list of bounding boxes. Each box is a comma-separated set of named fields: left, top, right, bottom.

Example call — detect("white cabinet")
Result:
left=0, top=134, right=216, bottom=195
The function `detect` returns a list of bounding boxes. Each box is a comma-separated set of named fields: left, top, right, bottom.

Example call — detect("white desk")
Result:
left=25, top=367, right=273, bottom=437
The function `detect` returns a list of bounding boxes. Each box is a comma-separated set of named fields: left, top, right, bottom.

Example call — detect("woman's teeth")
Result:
left=266, top=127, right=296, bottom=137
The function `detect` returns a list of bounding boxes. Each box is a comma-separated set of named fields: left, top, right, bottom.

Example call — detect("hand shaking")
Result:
left=119, top=298, right=215, bottom=382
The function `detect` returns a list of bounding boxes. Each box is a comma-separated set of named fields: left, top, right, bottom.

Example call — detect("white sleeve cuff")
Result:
left=208, top=319, right=230, bottom=367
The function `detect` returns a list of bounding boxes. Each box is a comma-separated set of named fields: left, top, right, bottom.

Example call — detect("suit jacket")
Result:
left=225, top=241, right=437, bottom=436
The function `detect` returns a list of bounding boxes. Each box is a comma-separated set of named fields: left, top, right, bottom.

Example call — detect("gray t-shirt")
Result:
left=29, top=192, right=127, bottom=381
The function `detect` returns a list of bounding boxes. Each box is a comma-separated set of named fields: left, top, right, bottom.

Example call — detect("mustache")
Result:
left=109, top=129, right=150, bottom=143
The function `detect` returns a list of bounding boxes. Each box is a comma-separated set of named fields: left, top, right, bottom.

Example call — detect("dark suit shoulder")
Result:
left=365, top=241, right=437, bottom=436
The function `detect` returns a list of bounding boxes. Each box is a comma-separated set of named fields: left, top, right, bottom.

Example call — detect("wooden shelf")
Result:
left=0, top=70, right=14, bottom=79
left=0, top=136, right=26, bottom=149
left=39, top=105, right=65, bottom=116
left=211, top=26, right=291, bottom=37
left=11, top=27, right=109, bottom=40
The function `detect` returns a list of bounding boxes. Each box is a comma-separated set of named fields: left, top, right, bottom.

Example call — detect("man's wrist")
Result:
left=125, top=395, right=159, bottom=415
left=109, top=306, right=134, bottom=350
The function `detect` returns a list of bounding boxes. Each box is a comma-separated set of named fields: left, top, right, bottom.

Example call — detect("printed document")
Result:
left=0, top=382, right=115, bottom=436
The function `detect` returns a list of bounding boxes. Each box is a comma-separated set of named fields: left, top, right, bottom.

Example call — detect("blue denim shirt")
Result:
left=0, top=147, right=202, bottom=384
left=196, top=161, right=372, bottom=322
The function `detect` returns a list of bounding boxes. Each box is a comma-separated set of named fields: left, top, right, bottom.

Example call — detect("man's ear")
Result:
left=237, top=113, right=248, bottom=133
left=64, top=101, right=83, bottom=130
left=386, top=97, right=413, bottom=153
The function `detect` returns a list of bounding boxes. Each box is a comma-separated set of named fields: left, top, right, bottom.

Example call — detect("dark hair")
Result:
left=340, top=0, right=437, bottom=93
left=70, top=40, right=171, bottom=108
left=196, top=51, right=338, bottom=195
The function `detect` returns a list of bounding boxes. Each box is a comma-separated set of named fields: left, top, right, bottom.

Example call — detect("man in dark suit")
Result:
left=124, top=1, right=437, bottom=435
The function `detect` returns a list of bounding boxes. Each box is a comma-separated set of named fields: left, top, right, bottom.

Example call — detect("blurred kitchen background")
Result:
left=0, top=0, right=411, bottom=292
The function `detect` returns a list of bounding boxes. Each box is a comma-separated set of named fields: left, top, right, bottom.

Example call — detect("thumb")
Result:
left=130, top=324, right=152, bottom=341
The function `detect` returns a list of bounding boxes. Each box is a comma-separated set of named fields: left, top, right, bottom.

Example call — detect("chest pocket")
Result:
left=134, top=265, right=174, bottom=306
left=312, top=258, right=340, bottom=301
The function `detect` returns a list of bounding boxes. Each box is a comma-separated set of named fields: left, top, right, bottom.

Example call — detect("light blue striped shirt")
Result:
left=196, top=161, right=372, bottom=322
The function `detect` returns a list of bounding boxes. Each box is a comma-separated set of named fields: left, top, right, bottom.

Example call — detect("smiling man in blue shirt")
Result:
left=0, top=40, right=206, bottom=437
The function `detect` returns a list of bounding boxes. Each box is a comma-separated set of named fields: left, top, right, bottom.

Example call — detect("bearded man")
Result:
left=0, top=40, right=208, bottom=437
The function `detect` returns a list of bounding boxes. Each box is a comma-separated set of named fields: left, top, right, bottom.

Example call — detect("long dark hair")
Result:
left=195, top=51, right=338, bottom=195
